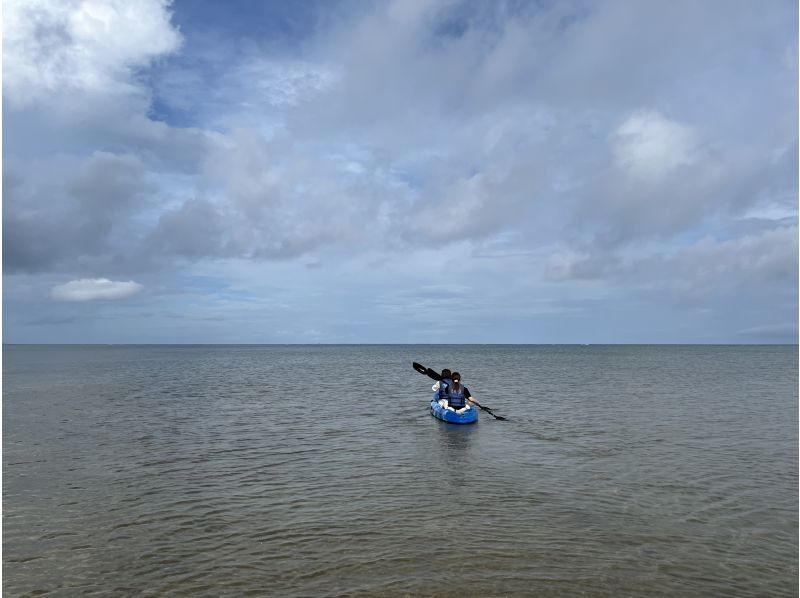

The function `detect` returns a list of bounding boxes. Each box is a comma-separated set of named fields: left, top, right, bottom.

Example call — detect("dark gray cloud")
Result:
left=4, top=152, right=154, bottom=273
left=148, top=199, right=227, bottom=259
left=67, top=152, right=153, bottom=214
left=545, top=226, right=798, bottom=303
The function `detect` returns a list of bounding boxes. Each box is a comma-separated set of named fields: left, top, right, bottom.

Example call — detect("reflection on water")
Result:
left=435, top=420, right=477, bottom=490
left=3, top=344, right=798, bottom=596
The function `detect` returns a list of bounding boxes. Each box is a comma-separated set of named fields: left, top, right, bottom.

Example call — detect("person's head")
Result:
left=441, top=368, right=452, bottom=380
left=451, top=371, right=462, bottom=387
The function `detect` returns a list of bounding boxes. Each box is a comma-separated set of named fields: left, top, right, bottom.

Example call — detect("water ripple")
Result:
left=3, top=344, right=797, bottom=596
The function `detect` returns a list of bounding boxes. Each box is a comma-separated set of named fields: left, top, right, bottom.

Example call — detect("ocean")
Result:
left=3, top=344, right=798, bottom=596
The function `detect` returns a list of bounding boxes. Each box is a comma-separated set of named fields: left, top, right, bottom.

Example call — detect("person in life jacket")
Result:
left=444, top=372, right=488, bottom=413
left=446, top=371, right=470, bottom=412
left=431, top=368, right=453, bottom=402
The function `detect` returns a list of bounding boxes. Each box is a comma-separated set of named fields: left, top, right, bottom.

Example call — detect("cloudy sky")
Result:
left=3, top=0, right=797, bottom=343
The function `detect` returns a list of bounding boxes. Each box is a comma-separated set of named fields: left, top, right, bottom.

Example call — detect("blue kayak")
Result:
left=430, top=393, right=478, bottom=424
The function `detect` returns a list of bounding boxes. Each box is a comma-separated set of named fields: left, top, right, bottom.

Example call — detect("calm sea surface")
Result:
left=3, top=345, right=798, bottom=596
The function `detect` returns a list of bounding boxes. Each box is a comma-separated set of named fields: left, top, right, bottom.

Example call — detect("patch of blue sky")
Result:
left=147, top=0, right=344, bottom=128
left=170, top=0, right=339, bottom=53
left=429, top=0, right=572, bottom=44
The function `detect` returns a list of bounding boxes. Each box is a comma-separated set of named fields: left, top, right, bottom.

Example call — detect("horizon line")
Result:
left=3, top=342, right=797, bottom=347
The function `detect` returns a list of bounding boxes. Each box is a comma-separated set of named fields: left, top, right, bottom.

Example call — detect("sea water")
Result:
left=3, top=344, right=797, bottom=596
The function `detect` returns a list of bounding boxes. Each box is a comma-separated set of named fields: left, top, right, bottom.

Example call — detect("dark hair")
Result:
left=450, top=371, right=462, bottom=393
left=441, top=368, right=452, bottom=379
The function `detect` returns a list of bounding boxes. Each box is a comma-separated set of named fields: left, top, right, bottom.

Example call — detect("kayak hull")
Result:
left=430, top=394, right=478, bottom=424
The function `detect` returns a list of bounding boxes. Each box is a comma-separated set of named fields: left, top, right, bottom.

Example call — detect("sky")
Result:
left=2, top=0, right=798, bottom=344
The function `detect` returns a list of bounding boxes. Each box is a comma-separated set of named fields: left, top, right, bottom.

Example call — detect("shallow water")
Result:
left=3, top=344, right=798, bottom=596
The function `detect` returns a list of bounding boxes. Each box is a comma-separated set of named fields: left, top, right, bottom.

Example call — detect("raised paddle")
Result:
left=412, top=361, right=440, bottom=380
left=411, top=361, right=507, bottom=421
left=413, top=362, right=442, bottom=381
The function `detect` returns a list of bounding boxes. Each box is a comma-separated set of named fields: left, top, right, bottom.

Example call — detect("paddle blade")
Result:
left=412, top=362, right=428, bottom=376
left=426, top=368, right=442, bottom=381
left=479, top=405, right=507, bottom=421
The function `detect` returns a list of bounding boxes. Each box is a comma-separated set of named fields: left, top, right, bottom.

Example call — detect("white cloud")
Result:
left=3, top=0, right=181, bottom=106
left=611, top=110, right=699, bottom=181
left=51, top=278, right=143, bottom=301
left=4, top=0, right=797, bottom=343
